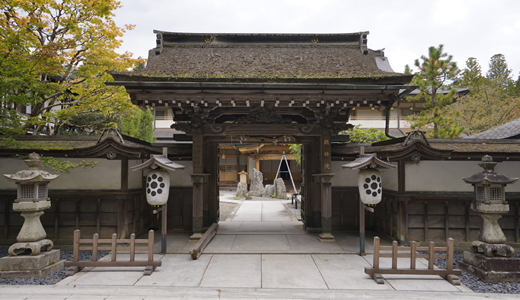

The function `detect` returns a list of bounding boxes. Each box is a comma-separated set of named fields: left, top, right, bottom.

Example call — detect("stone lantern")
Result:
left=459, top=155, right=520, bottom=282
left=0, top=152, right=65, bottom=278
left=4, top=153, right=59, bottom=256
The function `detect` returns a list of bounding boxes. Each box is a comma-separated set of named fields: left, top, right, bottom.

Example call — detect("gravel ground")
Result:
left=428, top=251, right=520, bottom=294
left=219, top=201, right=237, bottom=221
left=0, top=247, right=109, bottom=285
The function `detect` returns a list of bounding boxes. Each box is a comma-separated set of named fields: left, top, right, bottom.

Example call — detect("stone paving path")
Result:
left=1, top=193, right=494, bottom=299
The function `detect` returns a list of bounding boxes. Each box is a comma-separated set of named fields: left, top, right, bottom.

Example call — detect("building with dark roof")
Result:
left=465, top=117, right=520, bottom=139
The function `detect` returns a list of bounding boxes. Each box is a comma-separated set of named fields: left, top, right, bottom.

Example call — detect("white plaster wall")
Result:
left=402, top=160, right=520, bottom=192
left=381, top=163, right=398, bottom=191
left=0, top=158, right=27, bottom=189
left=128, top=159, right=144, bottom=189
left=495, top=162, right=520, bottom=192
left=331, top=161, right=358, bottom=187
left=52, top=158, right=121, bottom=190
left=167, top=160, right=192, bottom=187
left=1, top=158, right=121, bottom=190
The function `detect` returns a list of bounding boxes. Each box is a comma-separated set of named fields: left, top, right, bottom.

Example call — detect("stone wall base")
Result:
left=459, top=251, right=520, bottom=283
left=0, top=249, right=65, bottom=278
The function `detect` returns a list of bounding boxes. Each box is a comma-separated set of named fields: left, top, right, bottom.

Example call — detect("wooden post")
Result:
left=93, top=233, right=98, bottom=262
left=392, top=241, right=398, bottom=269
left=360, top=197, right=365, bottom=256
left=130, top=233, right=135, bottom=262
left=428, top=241, right=435, bottom=270
left=410, top=241, right=416, bottom=269
left=73, top=230, right=80, bottom=263
left=447, top=238, right=454, bottom=271
left=161, top=203, right=167, bottom=254
left=373, top=237, right=380, bottom=270
left=111, top=233, right=117, bottom=262
left=148, top=230, right=154, bottom=263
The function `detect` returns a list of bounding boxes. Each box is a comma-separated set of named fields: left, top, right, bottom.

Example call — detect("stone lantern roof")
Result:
left=4, top=153, right=59, bottom=183
left=463, top=155, right=518, bottom=185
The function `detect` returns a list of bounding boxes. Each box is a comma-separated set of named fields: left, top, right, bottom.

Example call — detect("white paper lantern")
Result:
left=358, top=168, right=382, bottom=205
left=146, top=169, right=170, bottom=205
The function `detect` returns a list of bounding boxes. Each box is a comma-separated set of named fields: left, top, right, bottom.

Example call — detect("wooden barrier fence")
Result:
left=64, top=230, right=161, bottom=276
left=365, top=237, right=461, bottom=285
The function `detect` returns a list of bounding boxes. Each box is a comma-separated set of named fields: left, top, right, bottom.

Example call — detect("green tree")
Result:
left=407, top=45, right=463, bottom=138
left=289, top=144, right=302, bottom=166
left=343, top=125, right=390, bottom=143
left=0, top=0, right=139, bottom=136
left=451, top=56, right=520, bottom=135
left=119, top=106, right=156, bottom=143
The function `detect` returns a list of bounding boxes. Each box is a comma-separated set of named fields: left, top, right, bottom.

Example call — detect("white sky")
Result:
left=114, top=0, right=520, bottom=79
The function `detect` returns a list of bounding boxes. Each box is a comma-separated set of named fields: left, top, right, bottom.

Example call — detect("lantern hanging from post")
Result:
left=343, top=153, right=395, bottom=205
left=132, top=154, right=185, bottom=206
left=146, top=169, right=170, bottom=205
left=131, top=153, right=185, bottom=255
left=358, top=168, right=383, bottom=205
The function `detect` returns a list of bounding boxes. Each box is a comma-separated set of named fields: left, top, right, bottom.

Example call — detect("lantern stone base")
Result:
left=190, top=233, right=203, bottom=241
left=318, top=233, right=335, bottom=242
left=459, top=251, right=520, bottom=283
left=0, top=249, right=65, bottom=279
left=8, top=239, right=54, bottom=256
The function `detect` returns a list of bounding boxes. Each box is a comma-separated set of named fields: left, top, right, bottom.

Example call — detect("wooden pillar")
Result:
left=191, top=131, right=209, bottom=240
left=398, top=198, right=409, bottom=241
left=316, top=133, right=334, bottom=242
left=236, top=148, right=240, bottom=182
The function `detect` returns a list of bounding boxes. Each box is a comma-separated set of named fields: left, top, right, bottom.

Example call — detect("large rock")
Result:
left=274, top=178, right=288, bottom=199
left=235, top=182, right=248, bottom=198
left=263, top=184, right=275, bottom=198
left=248, top=168, right=264, bottom=196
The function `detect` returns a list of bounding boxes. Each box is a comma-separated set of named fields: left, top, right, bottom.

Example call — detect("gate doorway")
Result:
left=217, top=142, right=304, bottom=235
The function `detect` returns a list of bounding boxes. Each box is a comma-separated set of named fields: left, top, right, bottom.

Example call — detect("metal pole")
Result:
left=161, top=203, right=167, bottom=254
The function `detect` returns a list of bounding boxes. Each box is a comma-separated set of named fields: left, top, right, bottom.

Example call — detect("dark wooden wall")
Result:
left=374, top=192, right=520, bottom=246
left=0, top=186, right=194, bottom=245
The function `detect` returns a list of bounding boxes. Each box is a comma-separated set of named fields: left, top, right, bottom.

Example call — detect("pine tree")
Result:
left=407, top=45, right=463, bottom=138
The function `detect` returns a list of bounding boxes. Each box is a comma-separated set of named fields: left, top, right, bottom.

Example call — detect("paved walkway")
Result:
left=2, top=195, right=513, bottom=299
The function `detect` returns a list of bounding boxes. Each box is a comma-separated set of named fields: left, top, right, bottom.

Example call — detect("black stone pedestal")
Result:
left=459, top=251, right=520, bottom=283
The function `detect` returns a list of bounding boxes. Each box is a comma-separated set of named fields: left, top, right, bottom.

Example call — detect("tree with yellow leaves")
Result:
left=0, top=0, right=144, bottom=136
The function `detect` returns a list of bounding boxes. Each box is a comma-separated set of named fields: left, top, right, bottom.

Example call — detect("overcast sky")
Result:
left=114, top=0, right=520, bottom=79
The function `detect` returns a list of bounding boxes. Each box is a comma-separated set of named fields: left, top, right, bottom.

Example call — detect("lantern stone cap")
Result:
left=239, top=170, right=248, bottom=175
left=342, top=153, right=396, bottom=170
left=463, top=155, right=518, bottom=185
left=131, top=154, right=185, bottom=172
left=3, top=153, right=59, bottom=183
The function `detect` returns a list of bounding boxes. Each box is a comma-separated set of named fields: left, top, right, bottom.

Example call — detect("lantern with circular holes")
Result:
left=131, top=154, right=185, bottom=206
left=146, top=169, right=170, bottom=205
left=343, top=153, right=395, bottom=206
left=358, top=168, right=383, bottom=205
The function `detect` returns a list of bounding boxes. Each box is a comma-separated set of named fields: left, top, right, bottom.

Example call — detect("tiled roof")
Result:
left=112, top=32, right=412, bottom=85
left=465, top=118, right=520, bottom=139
